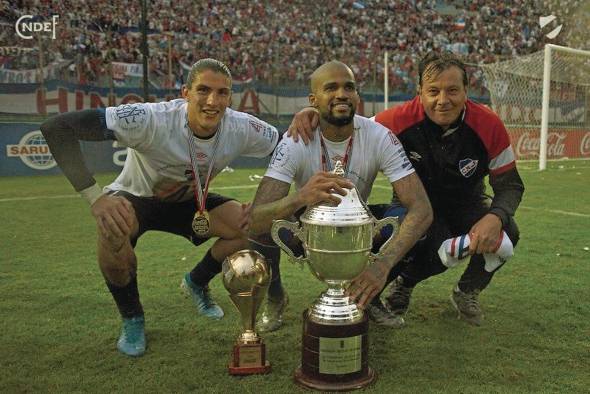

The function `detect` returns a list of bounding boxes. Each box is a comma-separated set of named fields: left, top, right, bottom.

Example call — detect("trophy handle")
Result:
left=271, top=219, right=307, bottom=267
left=370, top=216, right=400, bottom=260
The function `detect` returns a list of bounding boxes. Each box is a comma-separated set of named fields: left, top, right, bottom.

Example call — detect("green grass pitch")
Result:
left=1, top=161, right=589, bottom=393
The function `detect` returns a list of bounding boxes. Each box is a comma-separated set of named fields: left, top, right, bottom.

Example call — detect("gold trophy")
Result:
left=222, top=250, right=271, bottom=375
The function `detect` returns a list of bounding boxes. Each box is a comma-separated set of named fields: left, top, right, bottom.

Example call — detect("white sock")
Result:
left=438, top=231, right=514, bottom=272
left=482, top=231, right=514, bottom=272
left=438, top=234, right=471, bottom=268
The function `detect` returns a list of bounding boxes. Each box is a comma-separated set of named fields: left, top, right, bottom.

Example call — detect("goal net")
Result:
left=481, top=44, right=590, bottom=169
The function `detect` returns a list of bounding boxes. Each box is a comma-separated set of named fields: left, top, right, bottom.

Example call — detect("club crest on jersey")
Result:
left=458, top=158, right=478, bottom=178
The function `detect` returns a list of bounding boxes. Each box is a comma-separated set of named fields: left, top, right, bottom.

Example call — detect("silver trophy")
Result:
left=270, top=162, right=398, bottom=390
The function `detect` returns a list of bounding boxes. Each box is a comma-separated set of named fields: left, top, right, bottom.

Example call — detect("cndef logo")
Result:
left=6, top=130, right=56, bottom=170
left=15, top=15, right=59, bottom=40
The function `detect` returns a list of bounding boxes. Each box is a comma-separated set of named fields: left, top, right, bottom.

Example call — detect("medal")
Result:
left=319, top=130, right=354, bottom=175
left=192, top=210, right=210, bottom=236
left=186, top=115, right=223, bottom=237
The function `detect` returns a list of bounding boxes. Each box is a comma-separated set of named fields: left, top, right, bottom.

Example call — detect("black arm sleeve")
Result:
left=40, top=109, right=113, bottom=192
left=488, top=167, right=525, bottom=226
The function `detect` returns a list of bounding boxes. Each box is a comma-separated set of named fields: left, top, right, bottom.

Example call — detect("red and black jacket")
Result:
left=375, top=97, right=524, bottom=225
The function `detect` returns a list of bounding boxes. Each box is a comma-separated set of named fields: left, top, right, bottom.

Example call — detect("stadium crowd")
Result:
left=1, top=0, right=586, bottom=92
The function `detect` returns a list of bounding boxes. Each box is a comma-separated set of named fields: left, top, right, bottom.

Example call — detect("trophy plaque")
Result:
left=271, top=163, right=399, bottom=391
left=222, top=249, right=271, bottom=375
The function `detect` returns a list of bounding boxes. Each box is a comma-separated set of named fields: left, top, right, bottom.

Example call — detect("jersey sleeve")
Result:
left=241, top=116, right=280, bottom=157
left=487, top=121, right=516, bottom=176
left=264, top=138, right=299, bottom=184
left=374, top=107, right=397, bottom=133
left=465, top=103, right=516, bottom=176
left=105, top=103, right=156, bottom=150
left=379, top=129, right=415, bottom=183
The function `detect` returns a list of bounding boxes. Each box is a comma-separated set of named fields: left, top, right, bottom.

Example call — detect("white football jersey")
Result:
left=104, top=99, right=278, bottom=201
left=265, top=115, right=414, bottom=201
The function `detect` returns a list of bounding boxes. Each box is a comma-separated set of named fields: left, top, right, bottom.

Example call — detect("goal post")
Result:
left=482, top=44, right=590, bottom=170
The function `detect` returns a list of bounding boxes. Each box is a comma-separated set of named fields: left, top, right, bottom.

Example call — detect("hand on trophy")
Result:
left=347, top=259, right=391, bottom=308
left=271, top=174, right=390, bottom=389
left=296, top=172, right=354, bottom=208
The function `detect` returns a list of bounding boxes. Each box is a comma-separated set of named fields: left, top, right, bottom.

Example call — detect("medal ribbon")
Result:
left=186, top=120, right=223, bottom=214
left=319, top=131, right=354, bottom=176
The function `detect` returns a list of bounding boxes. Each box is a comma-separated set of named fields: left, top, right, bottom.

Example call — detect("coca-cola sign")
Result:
left=516, top=132, right=539, bottom=157
left=516, top=132, right=566, bottom=158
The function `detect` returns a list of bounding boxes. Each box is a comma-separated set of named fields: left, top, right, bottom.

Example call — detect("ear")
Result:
left=308, top=93, right=317, bottom=107
left=181, top=85, right=189, bottom=100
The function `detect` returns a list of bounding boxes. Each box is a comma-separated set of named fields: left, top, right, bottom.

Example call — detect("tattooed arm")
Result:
left=249, top=177, right=293, bottom=244
left=348, top=172, right=433, bottom=307
left=380, top=173, right=433, bottom=271
left=249, top=173, right=353, bottom=244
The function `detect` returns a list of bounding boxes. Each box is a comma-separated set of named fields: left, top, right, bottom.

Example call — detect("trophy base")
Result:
left=228, top=342, right=271, bottom=375
left=294, top=310, right=375, bottom=391
left=294, top=366, right=375, bottom=391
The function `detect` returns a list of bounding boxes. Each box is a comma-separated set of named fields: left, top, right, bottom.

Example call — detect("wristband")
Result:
left=80, top=183, right=104, bottom=206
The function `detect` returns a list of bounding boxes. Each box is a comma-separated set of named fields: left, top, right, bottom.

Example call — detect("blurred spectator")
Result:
left=0, top=0, right=586, bottom=94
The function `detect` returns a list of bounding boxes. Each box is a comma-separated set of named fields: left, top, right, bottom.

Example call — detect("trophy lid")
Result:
left=301, top=162, right=372, bottom=226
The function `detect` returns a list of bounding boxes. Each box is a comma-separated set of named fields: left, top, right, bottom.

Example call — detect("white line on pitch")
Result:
left=373, top=185, right=589, bottom=218
left=2, top=184, right=589, bottom=219
left=0, top=184, right=260, bottom=203
left=0, top=194, right=78, bottom=202
left=519, top=206, right=590, bottom=218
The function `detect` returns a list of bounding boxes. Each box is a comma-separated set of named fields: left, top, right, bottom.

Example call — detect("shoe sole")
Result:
left=449, top=294, right=482, bottom=326
left=117, top=343, right=146, bottom=357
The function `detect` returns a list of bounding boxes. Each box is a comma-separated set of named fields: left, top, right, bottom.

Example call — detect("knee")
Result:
left=98, top=231, right=127, bottom=252
left=97, top=232, right=136, bottom=264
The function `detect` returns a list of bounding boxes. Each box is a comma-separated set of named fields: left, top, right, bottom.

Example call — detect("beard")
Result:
left=321, top=104, right=356, bottom=127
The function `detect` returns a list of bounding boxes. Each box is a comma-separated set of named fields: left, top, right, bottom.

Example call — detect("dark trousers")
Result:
left=395, top=197, right=520, bottom=292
